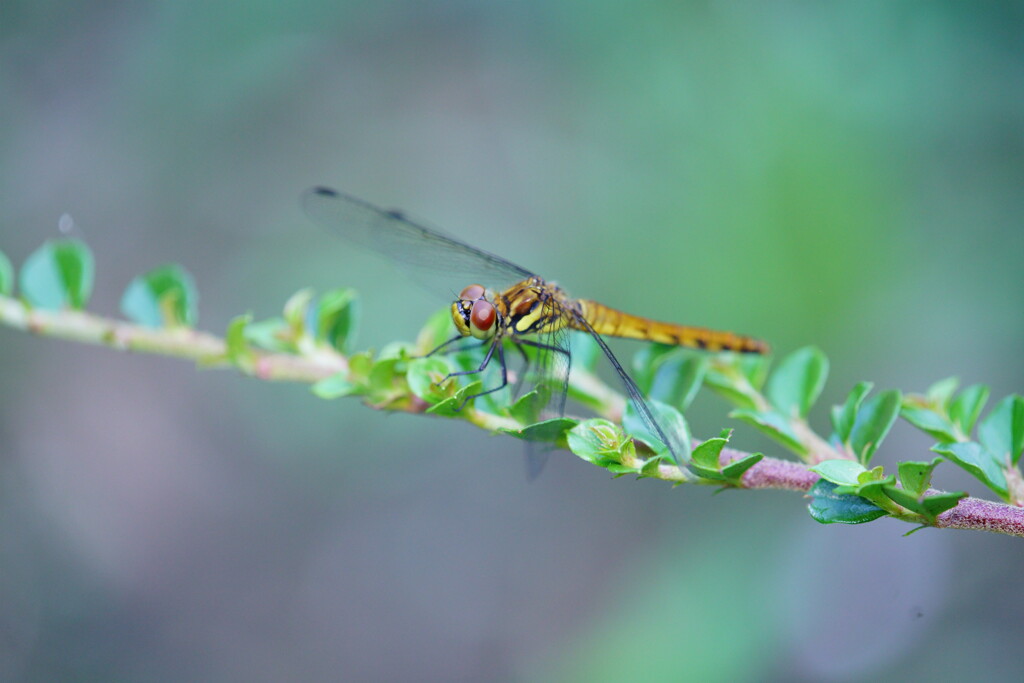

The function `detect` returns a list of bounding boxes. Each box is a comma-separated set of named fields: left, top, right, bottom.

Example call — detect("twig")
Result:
left=2, top=292, right=1023, bottom=537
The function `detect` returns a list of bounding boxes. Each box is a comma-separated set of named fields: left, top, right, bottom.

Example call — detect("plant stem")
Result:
left=2, top=293, right=1023, bottom=538
left=0, top=294, right=344, bottom=382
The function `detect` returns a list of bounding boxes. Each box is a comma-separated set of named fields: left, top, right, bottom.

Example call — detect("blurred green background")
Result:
left=2, top=1, right=1023, bottom=680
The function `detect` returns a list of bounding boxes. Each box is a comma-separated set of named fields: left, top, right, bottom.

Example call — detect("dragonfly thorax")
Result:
left=452, top=283, right=498, bottom=340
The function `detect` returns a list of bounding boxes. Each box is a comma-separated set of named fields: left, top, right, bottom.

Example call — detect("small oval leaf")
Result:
left=623, top=400, right=690, bottom=465
left=566, top=419, right=626, bottom=464
left=316, top=288, right=360, bottom=353
left=932, top=442, right=1008, bottom=499
left=896, top=458, right=942, bottom=498
left=900, top=404, right=958, bottom=442
left=810, top=459, right=867, bottom=487
left=832, top=381, right=873, bottom=445
left=850, top=389, right=901, bottom=464
left=406, top=357, right=453, bottom=404
left=20, top=239, right=94, bottom=310
left=766, top=346, right=829, bottom=418
left=121, top=264, right=198, bottom=328
left=807, top=480, right=888, bottom=525
left=311, top=373, right=360, bottom=399
left=977, top=395, right=1024, bottom=466
left=0, top=249, right=13, bottom=295
left=650, top=352, right=707, bottom=412
left=730, top=409, right=807, bottom=454
left=949, top=384, right=989, bottom=436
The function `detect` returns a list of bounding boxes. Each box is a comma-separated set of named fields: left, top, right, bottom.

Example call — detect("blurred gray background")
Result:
left=2, top=2, right=1023, bottom=680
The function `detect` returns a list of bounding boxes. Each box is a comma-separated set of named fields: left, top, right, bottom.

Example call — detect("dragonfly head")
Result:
left=452, top=284, right=497, bottom=340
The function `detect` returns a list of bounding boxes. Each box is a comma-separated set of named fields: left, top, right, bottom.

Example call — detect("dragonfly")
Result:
left=303, top=186, right=769, bottom=468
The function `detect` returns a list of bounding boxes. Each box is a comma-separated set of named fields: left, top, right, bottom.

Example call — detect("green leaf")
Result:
left=809, top=459, right=867, bottom=487
left=690, top=431, right=729, bottom=472
left=632, top=343, right=677, bottom=394
left=736, top=354, right=770, bottom=391
left=365, top=358, right=406, bottom=405
left=932, top=442, right=1008, bottom=498
left=925, top=377, right=959, bottom=409
left=406, top=357, right=452, bottom=404
left=283, top=288, right=315, bottom=333
left=650, top=353, right=707, bottom=412
left=348, top=351, right=374, bottom=384
left=705, top=377, right=758, bottom=410
left=311, top=373, right=359, bottom=399
left=0, top=249, right=13, bottom=295
left=623, top=400, right=690, bottom=465
left=730, top=409, right=807, bottom=455
left=566, top=419, right=628, bottom=464
left=978, top=395, right=1024, bottom=466
left=900, top=403, right=958, bottom=443
left=378, top=341, right=414, bottom=361
left=121, top=264, right=198, bottom=328
left=639, top=455, right=664, bottom=478
left=224, top=314, right=253, bottom=364
left=897, top=458, right=942, bottom=497
left=949, top=384, right=989, bottom=436
left=882, top=485, right=966, bottom=523
left=243, top=317, right=291, bottom=352
left=843, top=477, right=897, bottom=511
left=506, top=385, right=551, bottom=425
left=860, top=465, right=887, bottom=483
left=316, top=288, right=360, bottom=353
left=850, top=389, right=901, bottom=464
left=703, top=355, right=769, bottom=410
left=920, top=491, right=966, bottom=518
left=20, top=239, right=94, bottom=310
left=427, top=380, right=483, bottom=417
left=720, top=452, right=763, bottom=481
left=879, top=485, right=924, bottom=514
left=766, top=346, right=829, bottom=418
left=831, top=381, right=873, bottom=444
left=807, top=480, right=888, bottom=525
left=501, top=417, right=578, bottom=444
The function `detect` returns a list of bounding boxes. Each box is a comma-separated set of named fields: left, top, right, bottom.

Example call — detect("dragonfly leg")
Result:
left=428, top=336, right=512, bottom=411
left=454, top=343, right=509, bottom=411
left=439, top=337, right=497, bottom=384
left=423, top=334, right=469, bottom=358
left=516, top=338, right=569, bottom=358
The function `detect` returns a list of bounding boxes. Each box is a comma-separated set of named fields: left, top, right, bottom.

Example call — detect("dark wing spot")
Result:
left=386, top=209, right=406, bottom=220
left=312, top=186, right=339, bottom=197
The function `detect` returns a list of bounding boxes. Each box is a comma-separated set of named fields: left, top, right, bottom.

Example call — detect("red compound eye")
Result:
left=460, top=284, right=485, bottom=300
left=471, top=300, right=496, bottom=332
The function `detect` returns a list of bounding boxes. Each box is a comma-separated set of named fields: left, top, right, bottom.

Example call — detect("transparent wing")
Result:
left=539, top=302, right=573, bottom=421
left=303, top=187, right=534, bottom=295
left=570, top=310, right=688, bottom=466
left=516, top=298, right=574, bottom=478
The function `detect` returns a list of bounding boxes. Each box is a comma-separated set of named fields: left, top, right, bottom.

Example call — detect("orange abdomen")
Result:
left=574, top=300, right=769, bottom=354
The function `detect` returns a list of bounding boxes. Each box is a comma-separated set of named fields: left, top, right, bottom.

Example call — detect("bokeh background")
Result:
left=2, top=2, right=1023, bottom=680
